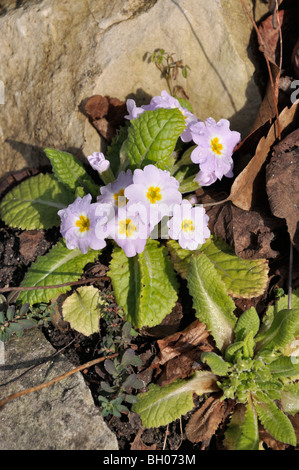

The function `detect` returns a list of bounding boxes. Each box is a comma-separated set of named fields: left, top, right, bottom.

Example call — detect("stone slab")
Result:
left=0, top=328, right=118, bottom=450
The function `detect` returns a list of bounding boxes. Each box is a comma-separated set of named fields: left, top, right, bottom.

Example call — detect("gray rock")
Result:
left=0, top=0, right=268, bottom=178
left=0, top=328, right=118, bottom=450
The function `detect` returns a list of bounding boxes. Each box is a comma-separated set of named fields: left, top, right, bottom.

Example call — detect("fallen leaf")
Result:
left=19, top=230, right=51, bottom=264
left=197, top=189, right=282, bottom=260
left=157, top=349, right=206, bottom=387
left=130, top=429, right=158, bottom=450
left=251, top=10, right=284, bottom=132
left=185, top=396, right=228, bottom=443
left=83, top=95, right=127, bottom=142
left=266, top=128, right=299, bottom=250
left=154, top=319, right=212, bottom=366
left=229, top=100, right=299, bottom=211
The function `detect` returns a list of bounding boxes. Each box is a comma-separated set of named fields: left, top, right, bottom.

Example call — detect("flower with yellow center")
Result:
left=181, top=219, right=194, bottom=233
left=146, top=186, right=162, bottom=204
left=113, top=188, right=127, bottom=207
left=118, top=218, right=137, bottom=238
left=210, top=137, right=223, bottom=156
left=58, top=194, right=107, bottom=254
left=75, top=215, right=90, bottom=233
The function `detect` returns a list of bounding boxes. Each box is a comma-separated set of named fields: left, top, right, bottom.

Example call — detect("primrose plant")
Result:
left=0, top=89, right=250, bottom=335
left=133, top=289, right=299, bottom=450
left=0, top=86, right=289, bottom=446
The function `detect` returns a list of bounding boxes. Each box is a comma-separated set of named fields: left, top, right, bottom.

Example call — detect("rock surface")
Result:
left=0, top=0, right=268, bottom=178
left=0, top=328, right=118, bottom=450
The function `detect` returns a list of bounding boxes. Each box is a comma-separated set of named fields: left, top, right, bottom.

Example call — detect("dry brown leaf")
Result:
left=185, top=397, right=227, bottom=443
left=154, top=319, right=212, bottom=367
left=266, top=128, right=299, bottom=250
left=130, top=429, right=158, bottom=451
left=229, top=100, right=299, bottom=211
left=83, top=95, right=127, bottom=142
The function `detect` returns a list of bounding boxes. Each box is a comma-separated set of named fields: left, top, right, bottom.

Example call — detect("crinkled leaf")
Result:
left=124, top=108, right=186, bottom=171
left=62, top=286, right=103, bottom=336
left=167, top=237, right=269, bottom=298
left=106, top=123, right=129, bottom=174
left=243, top=331, right=256, bottom=359
left=201, top=351, right=229, bottom=376
left=235, top=396, right=259, bottom=450
left=281, top=382, right=299, bottom=416
left=255, top=309, right=299, bottom=353
left=0, top=173, right=74, bottom=230
left=44, top=148, right=98, bottom=197
left=253, top=392, right=297, bottom=446
left=18, top=239, right=100, bottom=304
left=234, top=307, right=260, bottom=342
left=186, top=254, right=236, bottom=352
left=224, top=341, right=244, bottom=363
left=108, top=239, right=178, bottom=328
left=263, top=289, right=299, bottom=329
left=132, top=371, right=218, bottom=428
left=269, top=356, right=299, bottom=378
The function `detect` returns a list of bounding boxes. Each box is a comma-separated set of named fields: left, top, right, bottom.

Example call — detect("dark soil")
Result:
left=0, top=165, right=297, bottom=451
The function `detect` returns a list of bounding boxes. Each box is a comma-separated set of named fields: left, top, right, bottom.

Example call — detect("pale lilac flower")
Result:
left=58, top=194, right=107, bottom=254
left=107, top=203, right=150, bottom=257
left=87, top=152, right=110, bottom=173
left=124, top=165, right=182, bottom=228
left=194, top=170, right=218, bottom=186
left=167, top=199, right=210, bottom=250
left=125, top=99, right=145, bottom=120
left=97, top=170, right=133, bottom=210
left=190, top=118, right=241, bottom=185
left=125, top=90, right=198, bottom=142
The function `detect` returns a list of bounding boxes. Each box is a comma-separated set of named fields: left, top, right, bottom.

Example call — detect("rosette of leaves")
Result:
left=132, top=286, right=299, bottom=450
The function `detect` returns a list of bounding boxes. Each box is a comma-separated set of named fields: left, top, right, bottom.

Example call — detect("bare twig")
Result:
left=0, top=353, right=118, bottom=409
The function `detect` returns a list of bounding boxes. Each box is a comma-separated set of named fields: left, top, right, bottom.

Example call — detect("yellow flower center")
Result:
left=118, top=218, right=137, bottom=238
left=113, top=188, right=127, bottom=207
left=210, top=137, right=223, bottom=155
left=181, top=219, right=194, bottom=233
left=75, top=215, right=90, bottom=233
left=146, top=186, right=162, bottom=204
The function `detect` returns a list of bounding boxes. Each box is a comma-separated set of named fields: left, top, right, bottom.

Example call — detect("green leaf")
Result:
left=262, top=289, right=299, bottom=330
left=235, top=395, right=259, bottom=450
left=108, top=239, right=178, bottom=329
left=269, top=356, right=299, bottom=378
left=186, top=254, right=236, bottom=352
left=106, top=124, right=129, bottom=174
left=177, top=98, right=193, bottom=113
left=167, top=237, right=269, bottom=298
left=224, top=341, right=244, bottom=363
left=179, top=174, right=200, bottom=194
left=234, top=307, right=260, bottom=342
left=0, top=173, right=74, bottom=230
left=242, top=331, right=255, bottom=359
left=62, top=286, right=104, bottom=336
left=255, top=309, right=299, bottom=353
left=44, top=148, right=98, bottom=197
left=18, top=239, right=100, bottom=304
left=132, top=371, right=218, bottom=428
left=124, top=108, right=186, bottom=171
left=223, top=406, right=247, bottom=450
left=253, top=392, right=297, bottom=446
left=280, top=382, right=299, bottom=415
left=201, top=351, right=229, bottom=376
